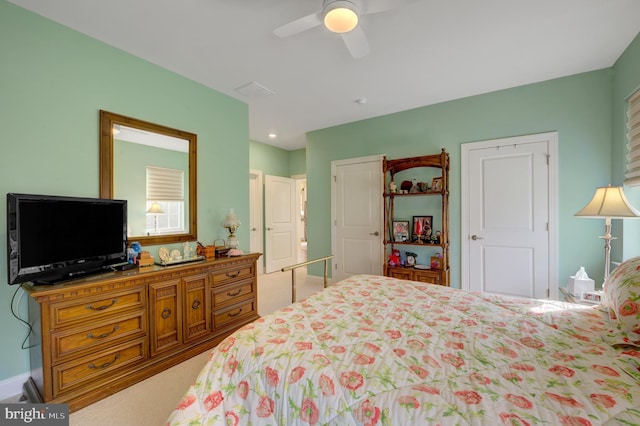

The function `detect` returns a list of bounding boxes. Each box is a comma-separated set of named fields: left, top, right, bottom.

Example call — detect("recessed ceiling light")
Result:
left=268, top=133, right=277, bottom=139
left=354, top=97, right=368, bottom=105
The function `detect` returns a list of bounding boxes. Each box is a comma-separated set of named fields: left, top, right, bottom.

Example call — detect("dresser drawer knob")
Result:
left=225, top=271, right=240, bottom=278
left=191, top=299, right=201, bottom=310
left=228, top=308, right=242, bottom=317
left=161, top=308, right=172, bottom=319
left=88, top=353, right=120, bottom=369
left=87, top=325, right=120, bottom=339
left=86, top=298, right=118, bottom=311
left=226, top=288, right=242, bottom=297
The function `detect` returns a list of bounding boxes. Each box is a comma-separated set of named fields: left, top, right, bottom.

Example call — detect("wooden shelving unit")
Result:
left=383, top=149, right=450, bottom=286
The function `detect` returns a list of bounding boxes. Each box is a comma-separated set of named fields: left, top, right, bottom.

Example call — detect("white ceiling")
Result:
left=8, top=0, right=640, bottom=151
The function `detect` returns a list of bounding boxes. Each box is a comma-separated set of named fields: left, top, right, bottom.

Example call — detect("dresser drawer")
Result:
left=50, top=288, right=146, bottom=328
left=52, top=338, right=147, bottom=398
left=51, top=311, right=146, bottom=362
left=387, top=267, right=412, bottom=281
left=212, top=279, right=254, bottom=308
left=213, top=300, right=256, bottom=330
left=210, top=264, right=255, bottom=286
left=413, top=270, right=441, bottom=285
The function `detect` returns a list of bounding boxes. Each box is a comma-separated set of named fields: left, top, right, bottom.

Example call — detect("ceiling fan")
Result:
left=273, top=0, right=406, bottom=59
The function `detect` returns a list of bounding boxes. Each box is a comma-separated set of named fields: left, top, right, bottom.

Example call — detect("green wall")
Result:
left=0, top=1, right=249, bottom=382
left=249, top=141, right=307, bottom=178
left=306, top=70, right=616, bottom=287
left=288, top=149, right=307, bottom=176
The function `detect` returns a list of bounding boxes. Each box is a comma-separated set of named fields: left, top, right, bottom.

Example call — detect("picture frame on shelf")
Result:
left=431, top=177, right=442, bottom=192
left=412, top=215, right=433, bottom=243
left=392, top=220, right=410, bottom=242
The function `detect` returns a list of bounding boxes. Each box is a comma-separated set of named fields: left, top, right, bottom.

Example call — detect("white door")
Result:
left=332, top=155, right=383, bottom=281
left=265, top=175, right=297, bottom=273
left=249, top=169, right=263, bottom=274
left=461, top=133, right=558, bottom=299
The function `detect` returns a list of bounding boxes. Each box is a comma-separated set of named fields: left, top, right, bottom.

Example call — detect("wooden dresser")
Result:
left=24, top=253, right=261, bottom=412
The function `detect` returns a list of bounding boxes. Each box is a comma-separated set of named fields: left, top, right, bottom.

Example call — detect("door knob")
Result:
left=370, top=231, right=379, bottom=236
left=471, top=235, right=484, bottom=240
left=252, top=227, right=257, bottom=231
left=267, top=227, right=273, bottom=231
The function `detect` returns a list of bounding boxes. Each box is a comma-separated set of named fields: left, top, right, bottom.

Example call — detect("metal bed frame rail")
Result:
left=281, top=255, right=334, bottom=303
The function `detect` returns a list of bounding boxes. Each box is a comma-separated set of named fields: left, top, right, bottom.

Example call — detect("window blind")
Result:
left=146, top=166, right=184, bottom=201
left=625, top=88, right=640, bottom=186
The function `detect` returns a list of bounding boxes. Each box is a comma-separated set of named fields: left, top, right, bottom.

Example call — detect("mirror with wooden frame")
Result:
left=99, top=110, right=197, bottom=246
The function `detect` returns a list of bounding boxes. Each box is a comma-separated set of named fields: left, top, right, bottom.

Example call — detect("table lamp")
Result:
left=146, top=202, right=164, bottom=234
left=223, top=209, right=241, bottom=249
left=575, top=185, right=640, bottom=283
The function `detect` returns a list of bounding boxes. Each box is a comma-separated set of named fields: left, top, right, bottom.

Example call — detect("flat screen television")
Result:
left=6, top=193, right=128, bottom=285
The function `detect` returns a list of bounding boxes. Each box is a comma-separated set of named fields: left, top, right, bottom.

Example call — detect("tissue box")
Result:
left=567, top=276, right=595, bottom=298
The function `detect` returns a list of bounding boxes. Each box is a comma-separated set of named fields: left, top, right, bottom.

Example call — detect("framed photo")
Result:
left=392, top=220, right=410, bottom=242
left=412, top=215, right=433, bottom=242
left=431, top=177, right=443, bottom=192
left=430, top=256, right=442, bottom=269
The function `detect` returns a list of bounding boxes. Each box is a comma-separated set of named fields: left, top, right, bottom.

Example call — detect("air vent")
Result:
left=234, top=81, right=275, bottom=99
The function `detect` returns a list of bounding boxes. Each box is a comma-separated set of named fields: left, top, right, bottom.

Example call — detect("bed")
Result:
left=167, top=270, right=640, bottom=425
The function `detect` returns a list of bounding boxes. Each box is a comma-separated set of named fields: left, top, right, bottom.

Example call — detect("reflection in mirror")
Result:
left=100, top=110, right=197, bottom=246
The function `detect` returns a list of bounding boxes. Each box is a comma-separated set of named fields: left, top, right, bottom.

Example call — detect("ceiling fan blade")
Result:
left=364, top=0, right=406, bottom=14
left=341, top=26, right=370, bottom=59
left=273, top=13, right=323, bottom=38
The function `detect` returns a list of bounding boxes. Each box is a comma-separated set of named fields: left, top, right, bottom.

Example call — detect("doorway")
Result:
left=264, top=175, right=297, bottom=273
left=249, top=170, right=264, bottom=274
left=461, top=132, right=558, bottom=299
left=293, top=175, right=307, bottom=264
left=331, top=155, right=384, bottom=281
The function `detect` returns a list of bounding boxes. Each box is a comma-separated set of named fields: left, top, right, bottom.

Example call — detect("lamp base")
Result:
left=599, top=219, right=616, bottom=283
left=226, top=234, right=239, bottom=249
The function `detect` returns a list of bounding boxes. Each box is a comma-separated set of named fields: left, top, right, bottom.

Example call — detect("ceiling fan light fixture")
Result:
left=323, top=1, right=359, bottom=33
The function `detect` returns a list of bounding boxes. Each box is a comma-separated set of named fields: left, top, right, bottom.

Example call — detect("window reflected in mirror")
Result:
left=100, top=110, right=197, bottom=246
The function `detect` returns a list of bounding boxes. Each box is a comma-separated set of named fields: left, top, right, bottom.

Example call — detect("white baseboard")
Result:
left=0, top=372, right=29, bottom=401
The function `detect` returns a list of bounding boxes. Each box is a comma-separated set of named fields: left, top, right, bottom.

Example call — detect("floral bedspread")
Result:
left=167, top=275, right=640, bottom=425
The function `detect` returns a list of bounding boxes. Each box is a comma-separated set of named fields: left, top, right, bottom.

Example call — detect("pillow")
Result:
left=603, top=256, right=640, bottom=347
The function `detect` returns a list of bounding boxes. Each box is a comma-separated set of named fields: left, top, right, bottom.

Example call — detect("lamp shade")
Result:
left=324, top=0, right=359, bottom=33
left=223, top=209, right=241, bottom=228
left=146, top=202, right=164, bottom=214
left=575, top=186, right=640, bottom=218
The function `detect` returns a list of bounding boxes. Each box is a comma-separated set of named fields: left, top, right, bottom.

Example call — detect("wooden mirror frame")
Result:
left=99, top=110, right=197, bottom=246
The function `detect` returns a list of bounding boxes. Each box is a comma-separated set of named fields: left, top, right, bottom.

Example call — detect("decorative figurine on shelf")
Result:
left=430, top=253, right=442, bottom=269
left=421, top=223, right=432, bottom=241
left=388, top=249, right=401, bottom=266
left=406, top=252, right=417, bottom=266
left=183, top=241, right=195, bottom=259
left=389, top=181, right=397, bottom=194
left=433, top=230, right=442, bottom=244
left=128, top=241, right=142, bottom=264
left=409, top=179, right=420, bottom=193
